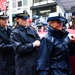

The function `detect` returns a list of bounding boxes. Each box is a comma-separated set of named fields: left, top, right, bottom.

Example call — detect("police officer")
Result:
left=0, top=11, right=15, bottom=75
left=37, top=13, right=75, bottom=75
left=10, top=10, right=40, bottom=75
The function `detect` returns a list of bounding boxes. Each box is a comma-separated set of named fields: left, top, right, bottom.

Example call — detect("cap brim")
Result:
left=0, top=16, right=9, bottom=19
left=47, top=16, right=67, bottom=22
left=14, top=15, right=29, bottom=19
left=22, top=16, right=29, bottom=19
left=59, top=17, right=67, bottom=22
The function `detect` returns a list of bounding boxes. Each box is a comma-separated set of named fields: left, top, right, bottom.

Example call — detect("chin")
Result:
left=57, top=28, right=63, bottom=30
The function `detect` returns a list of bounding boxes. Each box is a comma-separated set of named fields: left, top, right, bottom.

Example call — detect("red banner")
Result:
left=0, top=0, right=6, bottom=11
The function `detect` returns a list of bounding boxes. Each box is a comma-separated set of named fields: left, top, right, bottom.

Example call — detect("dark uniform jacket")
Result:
left=0, top=26, right=15, bottom=75
left=10, top=25, right=40, bottom=75
left=37, top=26, right=75, bottom=75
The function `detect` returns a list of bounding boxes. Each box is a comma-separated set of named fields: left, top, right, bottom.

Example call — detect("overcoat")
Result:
left=0, top=26, right=15, bottom=75
left=37, top=26, right=75, bottom=75
left=10, top=25, right=40, bottom=75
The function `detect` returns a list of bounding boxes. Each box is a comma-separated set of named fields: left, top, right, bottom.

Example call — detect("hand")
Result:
left=33, top=40, right=40, bottom=47
left=70, top=36, right=75, bottom=42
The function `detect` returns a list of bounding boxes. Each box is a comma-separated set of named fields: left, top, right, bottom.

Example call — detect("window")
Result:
left=6, top=2, right=9, bottom=10
left=23, top=0, right=28, bottom=6
left=13, top=0, right=16, bottom=1
left=51, top=5, right=56, bottom=12
left=33, top=0, right=55, bottom=3
left=13, top=2, right=16, bottom=8
left=33, top=0, right=48, bottom=3
left=33, top=0, right=40, bottom=3
left=12, top=0, right=17, bottom=8
left=18, top=1, right=22, bottom=7
left=41, top=0, right=47, bottom=1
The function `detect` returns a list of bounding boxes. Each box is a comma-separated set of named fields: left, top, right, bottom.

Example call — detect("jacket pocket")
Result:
left=0, top=61, right=6, bottom=70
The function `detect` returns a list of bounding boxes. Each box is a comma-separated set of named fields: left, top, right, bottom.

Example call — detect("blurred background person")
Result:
left=39, top=16, right=48, bottom=32
left=31, top=18, right=37, bottom=29
left=0, top=11, right=15, bottom=75
left=27, top=18, right=32, bottom=27
left=32, top=15, right=41, bottom=32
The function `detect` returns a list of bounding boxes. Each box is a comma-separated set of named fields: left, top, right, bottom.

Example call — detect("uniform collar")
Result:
left=48, top=26, right=69, bottom=37
left=0, top=26, right=6, bottom=31
left=17, top=25, right=30, bottom=30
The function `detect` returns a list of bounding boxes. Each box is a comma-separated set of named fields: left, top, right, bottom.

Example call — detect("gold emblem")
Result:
left=4, top=12, right=6, bottom=16
left=23, top=10, right=28, bottom=14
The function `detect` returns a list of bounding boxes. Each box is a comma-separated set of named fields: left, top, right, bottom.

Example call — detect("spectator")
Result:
left=27, top=18, right=32, bottom=27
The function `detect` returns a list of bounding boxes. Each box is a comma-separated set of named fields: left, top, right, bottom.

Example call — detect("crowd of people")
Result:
left=0, top=10, right=75, bottom=75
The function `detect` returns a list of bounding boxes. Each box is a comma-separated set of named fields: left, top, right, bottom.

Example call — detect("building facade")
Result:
left=6, top=0, right=32, bottom=25
left=6, top=0, right=65, bottom=25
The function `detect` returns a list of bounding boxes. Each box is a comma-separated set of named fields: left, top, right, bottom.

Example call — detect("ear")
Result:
left=49, top=21, right=53, bottom=25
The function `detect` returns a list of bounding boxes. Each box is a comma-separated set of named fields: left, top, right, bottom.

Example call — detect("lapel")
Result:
left=18, top=25, right=37, bottom=43
left=18, top=25, right=36, bottom=39
left=7, top=26, right=12, bottom=34
left=26, top=27, right=35, bottom=36
left=0, top=26, right=10, bottom=43
left=26, top=27, right=36, bottom=40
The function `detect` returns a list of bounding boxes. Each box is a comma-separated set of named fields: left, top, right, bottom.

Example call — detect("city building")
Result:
left=6, top=0, right=65, bottom=25
left=6, top=0, right=32, bottom=25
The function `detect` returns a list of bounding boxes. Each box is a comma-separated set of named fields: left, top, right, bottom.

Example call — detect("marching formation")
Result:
left=0, top=10, right=75, bottom=75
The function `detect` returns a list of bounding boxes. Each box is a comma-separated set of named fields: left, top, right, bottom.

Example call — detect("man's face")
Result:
left=49, top=21, right=63, bottom=30
left=0, top=18, right=8, bottom=27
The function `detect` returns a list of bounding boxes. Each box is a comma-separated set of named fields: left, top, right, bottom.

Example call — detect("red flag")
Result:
left=0, top=0, right=6, bottom=11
